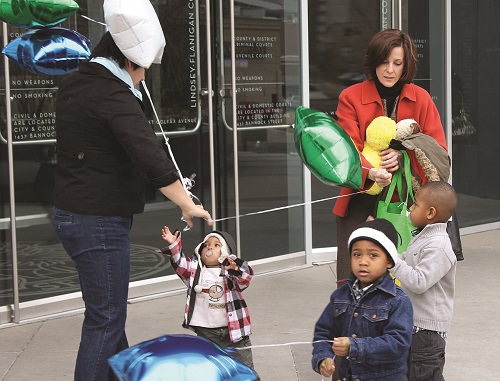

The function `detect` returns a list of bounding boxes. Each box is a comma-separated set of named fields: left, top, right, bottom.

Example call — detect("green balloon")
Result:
left=0, top=0, right=79, bottom=28
left=0, top=0, right=32, bottom=27
left=294, top=106, right=362, bottom=189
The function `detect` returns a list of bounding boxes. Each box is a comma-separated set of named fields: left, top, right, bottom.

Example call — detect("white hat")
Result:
left=348, top=219, right=399, bottom=267
left=193, top=231, right=236, bottom=293
left=194, top=231, right=236, bottom=261
left=104, top=0, right=166, bottom=68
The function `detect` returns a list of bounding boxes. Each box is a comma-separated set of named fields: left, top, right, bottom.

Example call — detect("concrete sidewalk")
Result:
left=1, top=230, right=499, bottom=380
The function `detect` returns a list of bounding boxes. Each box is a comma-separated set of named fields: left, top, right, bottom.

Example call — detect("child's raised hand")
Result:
left=161, top=226, right=176, bottom=245
left=333, top=337, right=350, bottom=357
left=225, top=257, right=240, bottom=272
left=319, top=357, right=335, bottom=378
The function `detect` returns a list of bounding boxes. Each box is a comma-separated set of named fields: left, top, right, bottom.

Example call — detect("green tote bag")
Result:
left=375, top=151, right=418, bottom=253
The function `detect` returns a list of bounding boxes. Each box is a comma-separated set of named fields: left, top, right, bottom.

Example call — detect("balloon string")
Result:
left=141, top=80, right=191, bottom=196
left=79, top=11, right=193, bottom=232
left=142, top=80, right=365, bottom=227
left=76, top=13, right=365, bottom=228
left=77, top=13, right=366, bottom=228
left=140, top=82, right=366, bottom=225
left=209, top=191, right=366, bottom=223
left=233, top=339, right=334, bottom=351
left=78, top=13, right=107, bottom=27
left=141, top=81, right=201, bottom=232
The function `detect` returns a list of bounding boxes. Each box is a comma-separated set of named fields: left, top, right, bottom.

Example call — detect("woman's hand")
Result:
left=368, top=167, right=392, bottom=188
left=181, top=204, right=213, bottom=229
left=379, top=148, right=401, bottom=172
left=159, top=180, right=213, bottom=228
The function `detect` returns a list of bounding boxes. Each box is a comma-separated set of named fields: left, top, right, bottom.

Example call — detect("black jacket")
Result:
left=54, top=62, right=178, bottom=216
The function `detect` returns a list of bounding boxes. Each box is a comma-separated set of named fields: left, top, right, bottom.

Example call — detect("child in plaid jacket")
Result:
left=159, top=227, right=258, bottom=375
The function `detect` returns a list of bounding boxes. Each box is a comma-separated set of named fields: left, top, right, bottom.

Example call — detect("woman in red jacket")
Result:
left=333, top=29, right=447, bottom=281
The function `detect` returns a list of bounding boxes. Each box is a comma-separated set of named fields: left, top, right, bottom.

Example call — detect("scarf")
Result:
left=374, top=75, right=402, bottom=117
left=91, top=57, right=143, bottom=101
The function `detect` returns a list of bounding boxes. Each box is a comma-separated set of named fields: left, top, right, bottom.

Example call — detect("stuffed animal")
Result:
left=395, top=118, right=451, bottom=190
left=395, top=118, right=420, bottom=140
left=363, top=116, right=450, bottom=196
left=361, top=116, right=397, bottom=195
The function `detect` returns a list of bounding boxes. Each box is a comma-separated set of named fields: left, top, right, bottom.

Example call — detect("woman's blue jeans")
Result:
left=52, top=208, right=132, bottom=381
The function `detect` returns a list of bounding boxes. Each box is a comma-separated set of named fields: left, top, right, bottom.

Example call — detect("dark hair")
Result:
left=90, top=31, right=140, bottom=70
left=364, top=29, right=417, bottom=84
left=420, top=181, right=458, bottom=222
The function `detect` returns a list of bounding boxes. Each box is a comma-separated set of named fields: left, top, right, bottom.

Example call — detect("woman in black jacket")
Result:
left=52, top=32, right=212, bottom=381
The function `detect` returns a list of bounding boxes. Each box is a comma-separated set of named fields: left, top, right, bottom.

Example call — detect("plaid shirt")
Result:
left=413, top=326, right=448, bottom=341
left=163, top=233, right=253, bottom=343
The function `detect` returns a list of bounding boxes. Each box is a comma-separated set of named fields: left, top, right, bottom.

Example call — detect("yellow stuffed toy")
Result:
left=362, top=116, right=397, bottom=195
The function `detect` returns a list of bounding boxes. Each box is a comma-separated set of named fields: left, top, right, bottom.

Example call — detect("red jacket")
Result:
left=333, top=80, right=447, bottom=217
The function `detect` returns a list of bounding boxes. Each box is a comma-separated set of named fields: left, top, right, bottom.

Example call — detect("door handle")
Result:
left=200, top=88, right=214, bottom=97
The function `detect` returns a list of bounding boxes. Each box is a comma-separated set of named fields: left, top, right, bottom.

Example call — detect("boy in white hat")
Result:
left=312, top=218, right=413, bottom=381
left=159, top=227, right=257, bottom=375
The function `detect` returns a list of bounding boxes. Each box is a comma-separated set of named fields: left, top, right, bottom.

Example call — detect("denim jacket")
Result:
left=312, top=272, right=413, bottom=381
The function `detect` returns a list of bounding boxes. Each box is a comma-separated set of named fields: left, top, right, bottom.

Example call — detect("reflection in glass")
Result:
left=406, top=0, right=500, bottom=227
left=308, top=0, right=380, bottom=249
left=216, top=0, right=304, bottom=257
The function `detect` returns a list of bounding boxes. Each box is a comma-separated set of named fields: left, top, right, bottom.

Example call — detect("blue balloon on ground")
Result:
left=2, top=27, right=91, bottom=75
left=108, top=334, right=258, bottom=381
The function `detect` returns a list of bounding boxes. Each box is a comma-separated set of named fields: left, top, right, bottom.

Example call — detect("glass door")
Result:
left=137, top=0, right=305, bottom=263
left=307, top=0, right=382, bottom=250
left=133, top=0, right=305, bottom=263
left=214, top=0, right=304, bottom=259
left=0, top=0, right=304, bottom=324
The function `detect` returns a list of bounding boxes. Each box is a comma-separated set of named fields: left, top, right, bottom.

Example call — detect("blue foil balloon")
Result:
left=108, top=334, right=258, bottom=381
left=2, top=27, right=91, bottom=75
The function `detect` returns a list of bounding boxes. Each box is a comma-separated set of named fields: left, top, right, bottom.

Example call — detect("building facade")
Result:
left=1, top=0, right=498, bottom=325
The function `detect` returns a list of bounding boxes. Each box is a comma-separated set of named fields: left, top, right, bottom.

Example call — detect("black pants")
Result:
left=193, top=326, right=260, bottom=380
left=408, top=330, right=446, bottom=381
